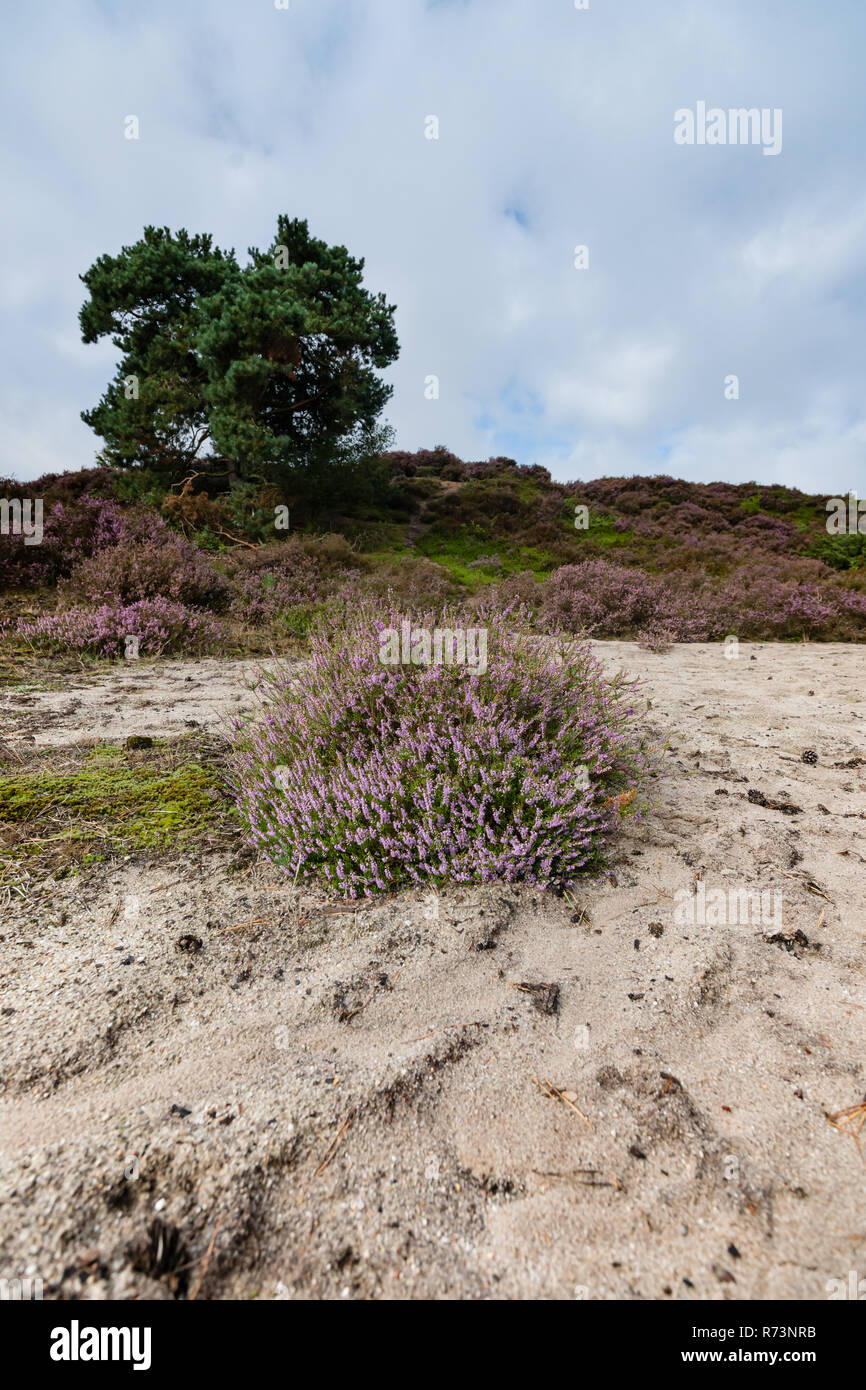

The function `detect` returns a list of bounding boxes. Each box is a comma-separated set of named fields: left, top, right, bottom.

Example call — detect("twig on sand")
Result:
left=189, top=1219, right=222, bottom=1302
left=781, top=871, right=834, bottom=904
left=531, top=1167, right=624, bottom=1191
left=529, top=1074, right=592, bottom=1130
left=223, top=915, right=279, bottom=934
left=563, top=889, right=590, bottom=925
left=315, top=1108, right=356, bottom=1177
left=826, top=1095, right=866, bottom=1162
left=317, top=897, right=392, bottom=917
left=826, top=1097, right=866, bottom=1138
left=645, top=878, right=675, bottom=900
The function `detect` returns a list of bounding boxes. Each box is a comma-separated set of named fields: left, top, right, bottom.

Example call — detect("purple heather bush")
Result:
left=471, top=570, right=543, bottom=621
left=227, top=600, right=653, bottom=897
left=223, top=539, right=322, bottom=625
left=637, top=624, right=676, bottom=653
left=61, top=512, right=230, bottom=610
left=532, top=557, right=866, bottom=643
left=541, top=560, right=658, bottom=635
left=15, top=597, right=221, bottom=658
left=4, top=504, right=229, bottom=657
left=228, top=565, right=319, bottom=625
left=354, top=556, right=460, bottom=612
left=0, top=493, right=128, bottom=589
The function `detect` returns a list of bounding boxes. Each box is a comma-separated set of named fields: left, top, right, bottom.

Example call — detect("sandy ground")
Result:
left=1, top=656, right=279, bottom=748
left=0, top=641, right=864, bottom=1301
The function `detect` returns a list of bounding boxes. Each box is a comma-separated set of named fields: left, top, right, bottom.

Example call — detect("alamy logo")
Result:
left=0, top=497, right=43, bottom=545
left=826, top=492, right=866, bottom=535
left=674, top=102, right=782, bottom=156
left=379, top=621, right=487, bottom=675
left=50, top=1320, right=152, bottom=1371
left=673, top=882, right=782, bottom=928
left=826, top=1270, right=866, bottom=1300
left=0, top=1276, right=43, bottom=1300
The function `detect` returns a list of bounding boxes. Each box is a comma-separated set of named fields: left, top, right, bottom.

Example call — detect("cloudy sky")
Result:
left=2, top=0, right=865, bottom=490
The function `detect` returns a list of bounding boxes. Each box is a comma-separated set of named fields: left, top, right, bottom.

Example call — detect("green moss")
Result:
left=0, top=748, right=232, bottom=857
left=562, top=500, right=633, bottom=545
left=414, top=530, right=492, bottom=589
left=417, top=552, right=485, bottom=590
left=363, top=545, right=414, bottom=565
left=414, top=537, right=559, bottom=590
left=416, top=526, right=491, bottom=564
left=787, top=502, right=829, bottom=532
left=514, top=478, right=542, bottom=506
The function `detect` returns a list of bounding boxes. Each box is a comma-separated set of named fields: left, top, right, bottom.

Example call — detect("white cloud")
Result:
left=742, top=198, right=866, bottom=287
left=1, top=0, right=865, bottom=494
left=546, top=341, right=676, bottom=429
left=659, top=418, right=866, bottom=493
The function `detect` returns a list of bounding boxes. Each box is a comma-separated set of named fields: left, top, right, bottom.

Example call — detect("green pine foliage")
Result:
left=79, top=218, right=399, bottom=493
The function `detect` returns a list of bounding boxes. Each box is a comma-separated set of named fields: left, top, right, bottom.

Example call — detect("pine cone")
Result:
left=801, top=749, right=818, bottom=765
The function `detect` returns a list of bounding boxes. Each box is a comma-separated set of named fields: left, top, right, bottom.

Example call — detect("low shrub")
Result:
left=541, top=560, right=658, bottom=635
left=0, top=493, right=128, bottom=589
left=298, top=532, right=366, bottom=573
left=532, top=556, right=866, bottom=643
left=809, top=532, right=866, bottom=571
left=222, top=539, right=322, bottom=625
left=61, top=513, right=230, bottom=611
left=637, top=625, right=676, bottom=653
left=228, top=567, right=320, bottom=626
left=356, top=556, right=460, bottom=611
left=469, top=570, right=542, bottom=622
left=227, top=601, right=653, bottom=897
left=15, top=598, right=221, bottom=657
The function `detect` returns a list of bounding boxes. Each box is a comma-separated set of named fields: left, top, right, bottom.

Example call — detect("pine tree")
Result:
left=79, top=218, right=398, bottom=489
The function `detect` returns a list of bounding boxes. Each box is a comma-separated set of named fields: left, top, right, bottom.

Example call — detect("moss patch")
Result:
left=0, top=739, right=236, bottom=874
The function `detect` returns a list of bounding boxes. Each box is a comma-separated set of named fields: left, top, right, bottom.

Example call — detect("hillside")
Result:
left=1, top=455, right=865, bottom=678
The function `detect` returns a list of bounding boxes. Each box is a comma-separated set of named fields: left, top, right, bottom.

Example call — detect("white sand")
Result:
left=0, top=641, right=863, bottom=1300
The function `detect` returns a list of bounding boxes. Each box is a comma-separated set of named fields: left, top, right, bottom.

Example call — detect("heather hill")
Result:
left=1, top=453, right=865, bottom=673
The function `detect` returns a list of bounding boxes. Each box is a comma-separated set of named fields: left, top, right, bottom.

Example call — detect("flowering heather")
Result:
left=15, top=598, right=221, bottom=657
left=224, top=540, right=321, bottom=624
left=352, top=556, right=460, bottom=613
left=541, top=560, right=658, bottom=635
left=0, top=493, right=128, bottom=588
left=637, top=624, right=676, bottom=653
left=5, top=461, right=864, bottom=651
left=227, top=602, right=653, bottom=897
left=470, top=571, right=543, bottom=622
left=63, top=526, right=230, bottom=611
left=228, top=566, right=319, bottom=624
left=535, top=557, right=866, bottom=642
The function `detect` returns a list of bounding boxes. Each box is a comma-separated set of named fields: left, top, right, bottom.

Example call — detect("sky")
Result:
left=1, top=0, right=865, bottom=492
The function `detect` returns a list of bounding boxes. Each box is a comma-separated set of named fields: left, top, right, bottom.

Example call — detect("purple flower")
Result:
left=226, top=599, right=654, bottom=898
